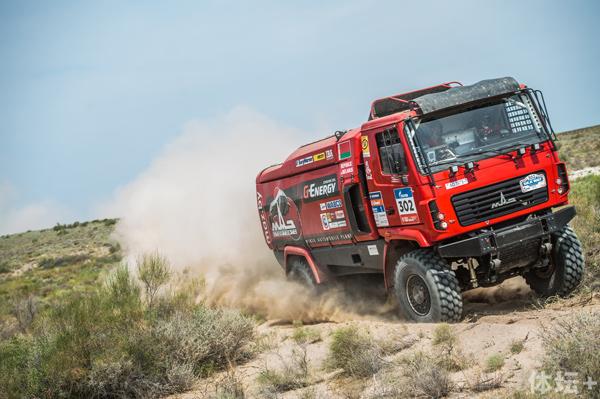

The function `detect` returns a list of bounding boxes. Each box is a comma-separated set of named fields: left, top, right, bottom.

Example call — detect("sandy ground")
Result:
left=169, top=165, right=600, bottom=398
left=169, top=277, right=599, bottom=398
left=570, top=165, right=600, bottom=180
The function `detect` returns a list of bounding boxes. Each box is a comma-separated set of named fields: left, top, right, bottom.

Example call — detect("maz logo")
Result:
left=491, top=192, right=517, bottom=209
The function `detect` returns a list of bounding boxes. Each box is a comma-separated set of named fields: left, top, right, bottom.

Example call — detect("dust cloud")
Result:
left=104, top=107, right=389, bottom=322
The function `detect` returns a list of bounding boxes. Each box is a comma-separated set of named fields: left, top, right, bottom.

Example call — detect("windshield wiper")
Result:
left=461, top=142, right=531, bottom=158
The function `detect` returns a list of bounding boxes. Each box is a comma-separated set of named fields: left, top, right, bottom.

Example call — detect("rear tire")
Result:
left=524, top=226, right=584, bottom=297
left=393, top=249, right=463, bottom=323
left=288, top=257, right=318, bottom=290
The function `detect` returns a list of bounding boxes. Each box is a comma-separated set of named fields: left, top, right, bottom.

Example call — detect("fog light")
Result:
left=440, top=221, right=448, bottom=229
left=558, top=186, right=565, bottom=194
left=517, top=147, right=527, bottom=156
left=449, top=165, right=459, bottom=175
left=531, top=143, right=541, bottom=152
left=556, top=178, right=563, bottom=185
left=437, top=213, right=445, bottom=220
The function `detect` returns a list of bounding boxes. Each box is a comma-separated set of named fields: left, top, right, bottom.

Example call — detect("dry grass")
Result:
left=540, top=310, right=600, bottom=398
left=291, top=326, right=321, bottom=344
left=484, top=354, right=505, bottom=373
left=325, top=325, right=383, bottom=378
left=401, top=351, right=452, bottom=398
left=257, top=346, right=311, bottom=395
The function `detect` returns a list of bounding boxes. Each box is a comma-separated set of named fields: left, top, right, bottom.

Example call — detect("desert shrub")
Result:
left=291, top=326, right=320, bottom=344
left=432, top=323, right=456, bottom=346
left=38, top=254, right=90, bottom=269
left=213, top=371, right=246, bottom=398
left=401, top=352, right=452, bottom=398
left=258, top=346, right=310, bottom=394
left=0, top=261, right=256, bottom=399
left=570, top=175, right=600, bottom=288
left=137, top=252, right=171, bottom=305
left=541, top=310, right=600, bottom=398
left=510, top=339, right=525, bottom=354
left=11, top=296, right=37, bottom=332
left=0, top=260, right=11, bottom=274
left=484, top=354, right=505, bottom=372
left=325, top=325, right=382, bottom=378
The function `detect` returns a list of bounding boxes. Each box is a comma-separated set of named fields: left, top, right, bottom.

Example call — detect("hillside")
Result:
left=0, top=219, right=122, bottom=336
left=0, top=126, right=599, bottom=399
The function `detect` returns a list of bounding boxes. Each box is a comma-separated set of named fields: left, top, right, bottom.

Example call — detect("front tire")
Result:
left=524, top=226, right=584, bottom=297
left=393, top=249, right=463, bottom=322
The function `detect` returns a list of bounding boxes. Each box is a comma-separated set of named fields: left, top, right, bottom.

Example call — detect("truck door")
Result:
left=337, top=138, right=380, bottom=242
left=360, top=124, right=420, bottom=228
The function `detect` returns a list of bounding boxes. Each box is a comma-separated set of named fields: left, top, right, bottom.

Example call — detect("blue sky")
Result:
left=1, top=0, right=599, bottom=233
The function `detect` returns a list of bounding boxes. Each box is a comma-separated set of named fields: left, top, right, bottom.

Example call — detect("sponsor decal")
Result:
left=338, top=141, right=352, bottom=160
left=520, top=173, right=546, bottom=193
left=319, top=210, right=347, bottom=231
left=369, top=191, right=389, bottom=227
left=394, top=187, right=420, bottom=224
left=313, top=152, right=326, bottom=162
left=367, top=244, right=379, bottom=256
left=361, top=136, right=370, bottom=157
left=319, top=199, right=342, bottom=211
left=325, top=149, right=334, bottom=160
left=268, top=188, right=302, bottom=240
left=295, top=156, right=313, bottom=167
left=305, top=233, right=352, bottom=244
left=256, top=192, right=272, bottom=245
left=340, top=160, right=354, bottom=176
left=445, top=178, right=468, bottom=190
left=491, top=191, right=517, bottom=209
left=302, top=174, right=338, bottom=202
left=365, top=160, right=373, bottom=180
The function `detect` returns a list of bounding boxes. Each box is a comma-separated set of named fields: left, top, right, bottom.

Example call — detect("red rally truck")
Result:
left=255, top=77, right=584, bottom=322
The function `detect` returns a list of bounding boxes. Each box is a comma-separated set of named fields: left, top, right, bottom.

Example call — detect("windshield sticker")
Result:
left=520, top=173, right=546, bottom=193
left=394, top=187, right=420, bottom=224
left=295, top=156, right=313, bottom=167
left=361, top=136, right=370, bottom=157
left=445, top=178, right=468, bottom=190
left=369, top=191, right=389, bottom=227
left=338, top=141, right=352, bottom=160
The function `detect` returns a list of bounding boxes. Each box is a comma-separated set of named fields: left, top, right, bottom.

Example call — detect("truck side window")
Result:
left=375, top=128, right=407, bottom=175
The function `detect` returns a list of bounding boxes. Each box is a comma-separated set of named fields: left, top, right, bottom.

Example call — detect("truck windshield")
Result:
left=407, top=93, right=548, bottom=173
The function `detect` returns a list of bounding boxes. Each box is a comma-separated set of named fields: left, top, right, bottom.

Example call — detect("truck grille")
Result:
left=451, top=172, right=548, bottom=226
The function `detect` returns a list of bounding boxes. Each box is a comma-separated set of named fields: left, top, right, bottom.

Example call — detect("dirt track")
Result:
left=170, top=276, right=599, bottom=398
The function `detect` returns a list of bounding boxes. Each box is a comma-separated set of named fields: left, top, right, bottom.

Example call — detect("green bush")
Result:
left=137, top=253, right=171, bottom=306
left=484, top=354, right=505, bottom=372
left=0, top=262, right=256, bottom=399
left=570, top=175, right=600, bottom=287
left=325, top=325, right=382, bottom=378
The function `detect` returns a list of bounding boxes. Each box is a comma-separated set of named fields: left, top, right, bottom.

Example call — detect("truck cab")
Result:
left=256, top=77, right=584, bottom=322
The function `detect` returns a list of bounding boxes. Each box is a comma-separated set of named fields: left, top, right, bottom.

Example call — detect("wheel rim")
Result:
left=406, top=274, right=431, bottom=316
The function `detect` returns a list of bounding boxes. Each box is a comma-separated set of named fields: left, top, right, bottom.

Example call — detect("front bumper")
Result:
left=437, top=206, right=576, bottom=258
